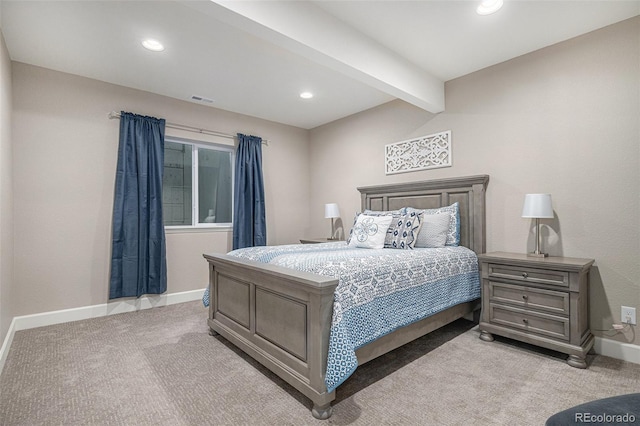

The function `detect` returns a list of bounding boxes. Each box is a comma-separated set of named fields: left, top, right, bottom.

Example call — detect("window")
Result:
left=162, top=137, right=234, bottom=228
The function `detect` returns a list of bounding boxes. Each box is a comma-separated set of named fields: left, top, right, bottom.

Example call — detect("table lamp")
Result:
left=324, top=203, right=340, bottom=240
left=522, top=194, right=554, bottom=257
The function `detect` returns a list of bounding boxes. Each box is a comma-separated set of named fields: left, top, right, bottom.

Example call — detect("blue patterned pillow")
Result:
left=363, top=209, right=423, bottom=249
left=404, top=202, right=460, bottom=246
left=346, top=212, right=360, bottom=245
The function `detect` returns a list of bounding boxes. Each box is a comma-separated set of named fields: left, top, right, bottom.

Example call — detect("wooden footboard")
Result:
left=203, top=252, right=339, bottom=418
left=204, top=252, right=480, bottom=419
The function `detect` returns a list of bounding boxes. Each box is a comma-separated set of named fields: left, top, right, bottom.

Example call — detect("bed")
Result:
left=203, top=175, right=489, bottom=419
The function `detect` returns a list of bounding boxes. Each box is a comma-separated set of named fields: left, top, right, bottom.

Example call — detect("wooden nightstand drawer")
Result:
left=489, top=281, right=569, bottom=315
left=488, top=263, right=569, bottom=287
left=489, top=304, right=570, bottom=341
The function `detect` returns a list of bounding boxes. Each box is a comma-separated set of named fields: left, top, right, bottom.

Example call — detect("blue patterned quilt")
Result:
left=203, top=242, right=480, bottom=392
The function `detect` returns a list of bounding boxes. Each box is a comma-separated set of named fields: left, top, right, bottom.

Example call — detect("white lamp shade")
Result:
left=324, top=203, right=340, bottom=219
left=522, top=194, right=554, bottom=218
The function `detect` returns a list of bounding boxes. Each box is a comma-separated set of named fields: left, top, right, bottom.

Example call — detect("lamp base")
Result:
left=527, top=252, right=549, bottom=258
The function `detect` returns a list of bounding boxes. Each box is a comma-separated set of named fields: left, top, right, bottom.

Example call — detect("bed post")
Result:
left=471, top=178, right=488, bottom=255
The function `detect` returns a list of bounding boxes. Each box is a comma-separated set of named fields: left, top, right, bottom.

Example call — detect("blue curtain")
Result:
left=109, top=112, right=167, bottom=299
left=233, top=133, right=266, bottom=249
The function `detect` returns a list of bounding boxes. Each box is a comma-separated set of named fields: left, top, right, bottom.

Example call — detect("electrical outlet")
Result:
left=621, top=306, right=636, bottom=325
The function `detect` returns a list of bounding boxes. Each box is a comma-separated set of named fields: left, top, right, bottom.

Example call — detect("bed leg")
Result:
left=311, top=403, right=333, bottom=420
left=209, top=327, right=219, bottom=336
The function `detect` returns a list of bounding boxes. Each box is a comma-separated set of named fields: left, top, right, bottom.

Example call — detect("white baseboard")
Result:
left=594, top=336, right=640, bottom=364
left=0, top=289, right=205, bottom=374
left=0, top=317, right=17, bottom=376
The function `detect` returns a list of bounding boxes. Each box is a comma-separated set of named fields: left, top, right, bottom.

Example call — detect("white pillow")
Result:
left=415, top=213, right=451, bottom=248
left=348, top=214, right=394, bottom=249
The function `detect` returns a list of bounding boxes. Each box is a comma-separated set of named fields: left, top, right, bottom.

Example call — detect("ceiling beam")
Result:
left=193, top=0, right=444, bottom=113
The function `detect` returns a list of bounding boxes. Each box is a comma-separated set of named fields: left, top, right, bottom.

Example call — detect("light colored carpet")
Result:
left=1, top=301, right=639, bottom=425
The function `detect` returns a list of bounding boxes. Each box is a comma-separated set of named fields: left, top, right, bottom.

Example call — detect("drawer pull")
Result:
left=522, top=318, right=529, bottom=324
left=522, top=272, right=529, bottom=279
left=522, top=295, right=528, bottom=300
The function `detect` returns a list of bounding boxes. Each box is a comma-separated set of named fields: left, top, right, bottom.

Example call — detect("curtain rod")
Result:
left=108, top=111, right=269, bottom=145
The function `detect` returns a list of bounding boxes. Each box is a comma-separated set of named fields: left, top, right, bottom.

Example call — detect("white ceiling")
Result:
left=2, top=1, right=639, bottom=129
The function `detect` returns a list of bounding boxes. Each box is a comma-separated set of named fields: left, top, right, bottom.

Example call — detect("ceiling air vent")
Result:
left=191, top=95, right=214, bottom=103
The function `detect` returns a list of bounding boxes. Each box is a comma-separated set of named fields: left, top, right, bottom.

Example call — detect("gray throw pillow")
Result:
left=415, top=213, right=450, bottom=248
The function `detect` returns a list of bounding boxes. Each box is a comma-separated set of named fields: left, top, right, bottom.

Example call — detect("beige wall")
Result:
left=310, top=17, right=640, bottom=345
left=0, top=28, right=14, bottom=343
left=11, top=62, right=310, bottom=317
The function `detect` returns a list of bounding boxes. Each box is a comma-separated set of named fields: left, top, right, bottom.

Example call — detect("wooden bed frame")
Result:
left=203, top=175, right=489, bottom=419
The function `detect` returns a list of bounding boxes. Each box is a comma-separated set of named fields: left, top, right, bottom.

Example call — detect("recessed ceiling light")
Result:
left=476, top=0, right=503, bottom=15
left=142, top=39, right=165, bottom=52
left=300, top=92, right=314, bottom=99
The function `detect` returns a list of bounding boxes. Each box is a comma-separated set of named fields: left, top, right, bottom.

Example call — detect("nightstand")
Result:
left=478, top=252, right=595, bottom=368
left=300, top=238, right=336, bottom=244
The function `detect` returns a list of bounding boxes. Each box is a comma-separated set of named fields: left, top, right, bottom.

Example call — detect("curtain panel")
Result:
left=109, top=112, right=167, bottom=299
left=233, top=133, right=266, bottom=250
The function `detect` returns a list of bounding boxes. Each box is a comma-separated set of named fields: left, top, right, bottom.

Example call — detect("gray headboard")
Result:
left=357, top=175, right=489, bottom=255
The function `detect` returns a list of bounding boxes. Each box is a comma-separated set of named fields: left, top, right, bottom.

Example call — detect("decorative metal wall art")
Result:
left=385, top=130, right=452, bottom=175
